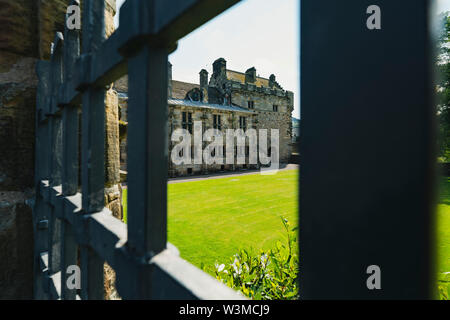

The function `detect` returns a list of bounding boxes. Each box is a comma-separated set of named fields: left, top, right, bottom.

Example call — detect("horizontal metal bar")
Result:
left=42, top=1, right=241, bottom=107
left=40, top=180, right=51, bottom=204
left=88, top=209, right=127, bottom=268
left=90, top=30, right=128, bottom=88
left=62, top=193, right=82, bottom=226
left=40, top=251, right=49, bottom=272
left=49, top=271, right=62, bottom=300
left=150, top=249, right=246, bottom=300
left=35, top=207, right=243, bottom=300
left=60, top=79, right=82, bottom=107
left=39, top=251, right=49, bottom=295
left=117, top=0, right=240, bottom=55
left=50, top=185, right=64, bottom=219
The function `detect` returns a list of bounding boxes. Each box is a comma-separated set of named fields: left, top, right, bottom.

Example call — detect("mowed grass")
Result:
left=122, top=169, right=298, bottom=269
left=437, top=177, right=450, bottom=276
left=122, top=171, right=450, bottom=288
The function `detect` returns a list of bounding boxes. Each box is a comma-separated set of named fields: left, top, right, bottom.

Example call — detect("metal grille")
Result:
left=33, top=0, right=243, bottom=300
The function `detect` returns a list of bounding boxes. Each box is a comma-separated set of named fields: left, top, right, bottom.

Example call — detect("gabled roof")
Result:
left=171, top=80, right=200, bottom=100
left=226, top=70, right=270, bottom=88
left=114, top=77, right=201, bottom=100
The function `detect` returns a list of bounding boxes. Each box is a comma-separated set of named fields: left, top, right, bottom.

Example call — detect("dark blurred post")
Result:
left=300, top=0, right=436, bottom=299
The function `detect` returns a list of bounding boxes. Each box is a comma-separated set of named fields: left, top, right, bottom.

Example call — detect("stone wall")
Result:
left=102, top=0, right=122, bottom=300
left=118, top=93, right=291, bottom=177
left=231, top=90, right=293, bottom=163
left=0, top=0, right=72, bottom=299
left=0, top=0, right=122, bottom=299
left=167, top=106, right=257, bottom=177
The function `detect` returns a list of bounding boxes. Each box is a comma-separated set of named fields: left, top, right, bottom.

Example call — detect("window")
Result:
left=239, top=116, right=247, bottom=131
left=248, top=101, right=254, bottom=109
left=213, top=114, right=222, bottom=130
left=182, top=111, right=193, bottom=134
left=273, top=105, right=278, bottom=112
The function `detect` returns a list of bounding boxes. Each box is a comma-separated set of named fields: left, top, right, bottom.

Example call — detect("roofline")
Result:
left=171, top=79, right=200, bottom=87
left=168, top=98, right=254, bottom=114
left=226, top=69, right=270, bottom=81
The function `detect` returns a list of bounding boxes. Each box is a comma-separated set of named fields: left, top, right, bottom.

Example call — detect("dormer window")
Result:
left=248, top=101, right=254, bottom=109
left=273, top=105, right=278, bottom=112
left=186, top=88, right=203, bottom=102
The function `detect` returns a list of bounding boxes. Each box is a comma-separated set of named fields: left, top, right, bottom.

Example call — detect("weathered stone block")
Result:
left=105, top=89, right=120, bottom=186
left=0, top=191, right=33, bottom=299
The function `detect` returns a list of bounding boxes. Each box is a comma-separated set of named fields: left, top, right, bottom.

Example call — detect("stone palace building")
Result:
left=115, top=58, right=294, bottom=177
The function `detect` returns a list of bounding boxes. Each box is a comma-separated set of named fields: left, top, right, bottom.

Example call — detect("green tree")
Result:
left=437, top=12, right=450, bottom=161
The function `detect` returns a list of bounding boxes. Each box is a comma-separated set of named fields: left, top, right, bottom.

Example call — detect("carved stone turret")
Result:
left=245, top=67, right=256, bottom=83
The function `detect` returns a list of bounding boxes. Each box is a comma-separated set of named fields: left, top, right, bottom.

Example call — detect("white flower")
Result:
left=260, top=254, right=268, bottom=268
left=217, top=264, right=225, bottom=272
left=231, top=258, right=242, bottom=275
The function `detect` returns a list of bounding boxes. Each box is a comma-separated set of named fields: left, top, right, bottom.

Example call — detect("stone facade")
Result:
left=117, top=58, right=294, bottom=177
left=0, top=0, right=121, bottom=299
left=0, top=0, right=74, bottom=299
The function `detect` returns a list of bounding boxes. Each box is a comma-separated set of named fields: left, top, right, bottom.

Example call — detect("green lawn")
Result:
left=437, top=177, right=450, bottom=275
left=121, top=171, right=450, bottom=296
left=122, top=169, right=298, bottom=268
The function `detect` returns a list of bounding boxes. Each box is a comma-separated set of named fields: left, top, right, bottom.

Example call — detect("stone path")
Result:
left=121, top=164, right=298, bottom=188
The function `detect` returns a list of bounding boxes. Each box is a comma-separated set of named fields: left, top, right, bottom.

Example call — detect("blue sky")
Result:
left=114, top=0, right=450, bottom=120
left=115, top=0, right=300, bottom=118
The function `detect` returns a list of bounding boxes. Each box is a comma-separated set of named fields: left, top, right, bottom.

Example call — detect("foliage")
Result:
left=203, top=217, right=299, bottom=300
left=437, top=177, right=450, bottom=300
left=436, top=12, right=450, bottom=160
left=438, top=272, right=450, bottom=300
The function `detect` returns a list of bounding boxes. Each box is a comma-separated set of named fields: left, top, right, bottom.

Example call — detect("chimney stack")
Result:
left=200, top=69, right=208, bottom=88
left=269, top=74, right=276, bottom=88
left=168, top=61, right=172, bottom=98
left=245, top=67, right=256, bottom=83
left=199, top=69, right=209, bottom=102
left=212, top=58, right=227, bottom=78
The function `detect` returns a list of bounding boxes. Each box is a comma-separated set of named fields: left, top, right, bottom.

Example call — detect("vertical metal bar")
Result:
left=127, top=46, right=168, bottom=256
left=48, top=34, right=64, bottom=281
left=61, top=223, right=78, bottom=300
left=80, top=247, right=104, bottom=300
left=61, top=2, right=81, bottom=299
left=49, top=33, right=64, bottom=187
left=62, top=0, right=81, bottom=196
left=81, top=88, right=106, bottom=212
left=34, top=61, right=52, bottom=299
left=300, top=0, right=434, bottom=299
left=79, top=0, right=106, bottom=300
left=81, top=0, right=106, bottom=213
